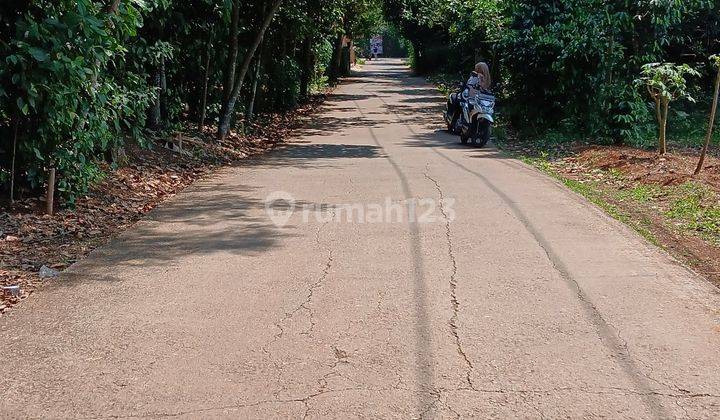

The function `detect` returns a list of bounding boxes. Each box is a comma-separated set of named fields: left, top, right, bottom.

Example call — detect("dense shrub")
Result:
left=386, top=0, right=720, bottom=144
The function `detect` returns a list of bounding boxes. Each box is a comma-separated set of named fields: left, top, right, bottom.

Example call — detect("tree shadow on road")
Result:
left=400, top=128, right=516, bottom=161
left=291, top=106, right=381, bottom=137
left=325, top=93, right=376, bottom=102
left=63, top=186, right=291, bottom=270
left=54, top=138, right=386, bottom=277
left=241, top=142, right=384, bottom=171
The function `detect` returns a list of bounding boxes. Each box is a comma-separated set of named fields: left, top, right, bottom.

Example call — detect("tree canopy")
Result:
left=1, top=0, right=719, bottom=206
left=384, top=0, right=719, bottom=144
left=1, top=0, right=384, bottom=204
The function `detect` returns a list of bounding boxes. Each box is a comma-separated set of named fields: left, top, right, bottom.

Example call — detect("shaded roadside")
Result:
left=0, top=94, right=329, bottom=313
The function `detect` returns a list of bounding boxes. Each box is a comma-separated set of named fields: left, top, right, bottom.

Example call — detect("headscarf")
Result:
left=474, top=62, right=491, bottom=90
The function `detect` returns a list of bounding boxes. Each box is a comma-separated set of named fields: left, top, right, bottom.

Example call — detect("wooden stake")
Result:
left=10, top=119, right=18, bottom=203
left=46, top=167, right=55, bottom=216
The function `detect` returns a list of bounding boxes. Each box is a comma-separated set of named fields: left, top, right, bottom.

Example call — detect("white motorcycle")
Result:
left=445, top=87, right=495, bottom=147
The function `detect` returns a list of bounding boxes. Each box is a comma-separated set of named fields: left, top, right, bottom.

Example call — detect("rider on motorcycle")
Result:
left=448, top=62, right=492, bottom=116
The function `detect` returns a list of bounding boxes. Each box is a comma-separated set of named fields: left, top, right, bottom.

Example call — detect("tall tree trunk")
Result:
left=328, top=32, right=344, bottom=83
left=150, top=69, right=162, bottom=129
left=659, top=99, right=669, bottom=155
left=654, top=98, right=664, bottom=155
left=246, top=44, right=263, bottom=123
left=217, top=0, right=284, bottom=140
left=695, top=65, right=720, bottom=174
left=10, top=118, right=18, bottom=203
left=222, top=1, right=241, bottom=106
left=299, top=35, right=313, bottom=102
left=276, top=33, right=288, bottom=107
left=199, top=48, right=212, bottom=132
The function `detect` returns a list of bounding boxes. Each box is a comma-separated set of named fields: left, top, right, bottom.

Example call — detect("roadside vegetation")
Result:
left=385, top=0, right=719, bottom=152
left=1, top=0, right=384, bottom=207
left=0, top=0, right=385, bottom=311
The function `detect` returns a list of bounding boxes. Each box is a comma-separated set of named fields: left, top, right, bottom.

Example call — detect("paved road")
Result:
left=2, top=60, right=720, bottom=419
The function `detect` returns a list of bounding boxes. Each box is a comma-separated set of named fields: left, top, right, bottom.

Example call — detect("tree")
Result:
left=637, top=63, right=700, bottom=155
left=327, top=0, right=384, bottom=82
left=0, top=0, right=383, bottom=206
left=1, top=0, right=154, bottom=206
left=217, top=0, right=284, bottom=140
left=695, top=55, right=720, bottom=175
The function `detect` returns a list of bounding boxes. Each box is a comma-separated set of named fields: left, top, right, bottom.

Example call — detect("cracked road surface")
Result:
left=2, top=59, right=720, bottom=419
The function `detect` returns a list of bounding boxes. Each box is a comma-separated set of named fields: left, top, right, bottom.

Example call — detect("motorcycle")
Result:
left=445, top=85, right=495, bottom=147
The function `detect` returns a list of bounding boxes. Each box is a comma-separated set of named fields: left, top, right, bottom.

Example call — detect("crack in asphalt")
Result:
left=301, top=249, right=333, bottom=336
left=269, top=208, right=335, bottom=342
left=364, top=83, right=684, bottom=419
left=259, top=208, right=336, bottom=401
left=424, top=166, right=476, bottom=391
left=79, top=383, right=720, bottom=419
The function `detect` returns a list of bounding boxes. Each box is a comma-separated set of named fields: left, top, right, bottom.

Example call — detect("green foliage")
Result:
left=386, top=0, right=720, bottom=146
left=311, top=38, right=334, bottom=93
left=267, top=57, right=302, bottom=109
left=1, top=0, right=385, bottom=205
left=616, top=184, right=663, bottom=203
left=637, top=63, right=700, bottom=103
left=712, top=55, right=720, bottom=69
left=666, top=182, right=720, bottom=243
left=1, top=0, right=154, bottom=201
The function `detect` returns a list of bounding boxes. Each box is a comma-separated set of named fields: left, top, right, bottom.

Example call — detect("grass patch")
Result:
left=615, top=184, right=664, bottom=203
left=665, top=182, right=720, bottom=243
left=520, top=147, right=720, bottom=248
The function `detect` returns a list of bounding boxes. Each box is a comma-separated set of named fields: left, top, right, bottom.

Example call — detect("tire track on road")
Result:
left=352, top=97, right=438, bottom=417
left=365, top=79, right=670, bottom=419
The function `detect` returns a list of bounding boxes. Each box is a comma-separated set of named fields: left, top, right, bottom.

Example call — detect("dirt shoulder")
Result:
left=501, top=141, right=720, bottom=288
left=0, top=95, right=327, bottom=313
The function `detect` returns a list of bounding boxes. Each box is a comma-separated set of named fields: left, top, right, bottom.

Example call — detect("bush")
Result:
left=1, top=0, right=153, bottom=201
